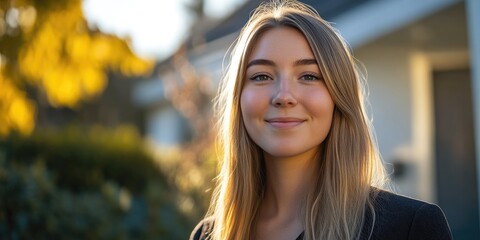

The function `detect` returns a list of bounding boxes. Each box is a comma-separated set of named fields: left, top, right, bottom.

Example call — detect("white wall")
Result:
left=355, top=45, right=435, bottom=201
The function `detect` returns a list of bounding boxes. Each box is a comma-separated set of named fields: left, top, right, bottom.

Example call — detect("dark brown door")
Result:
left=434, top=69, right=479, bottom=239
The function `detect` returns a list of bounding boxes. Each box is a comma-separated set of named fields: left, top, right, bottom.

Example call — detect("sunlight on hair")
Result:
left=206, top=1, right=388, bottom=239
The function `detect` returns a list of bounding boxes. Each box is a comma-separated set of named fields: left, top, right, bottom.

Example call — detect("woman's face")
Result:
left=240, top=27, right=335, bottom=159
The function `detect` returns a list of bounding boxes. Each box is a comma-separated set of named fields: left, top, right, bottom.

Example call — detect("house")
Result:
left=133, top=0, right=480, bottom=238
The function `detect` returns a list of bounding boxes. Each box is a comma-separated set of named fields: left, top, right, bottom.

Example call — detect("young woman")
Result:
left=191, top=1, right=452, bottom=239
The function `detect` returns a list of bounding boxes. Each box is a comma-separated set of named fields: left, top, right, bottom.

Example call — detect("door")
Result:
left=433, top=69, right=480, bottom=239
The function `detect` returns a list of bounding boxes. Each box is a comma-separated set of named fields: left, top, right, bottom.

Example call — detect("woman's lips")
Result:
left=265, top=118, right=305, bottom=129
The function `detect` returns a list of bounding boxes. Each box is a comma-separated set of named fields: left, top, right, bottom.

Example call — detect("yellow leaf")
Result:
left=81, top=67, right=106, bottom=97
left=0, top=71, right=36, bottom=137
left=9, top=96, right=35, bottom=135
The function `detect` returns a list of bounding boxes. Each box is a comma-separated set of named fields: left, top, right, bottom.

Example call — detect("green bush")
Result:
left=1, top=126, right=166, bottom=193
left=0, top=159, right=130, bottom=239
left=0, top=126, right=195, bottom=239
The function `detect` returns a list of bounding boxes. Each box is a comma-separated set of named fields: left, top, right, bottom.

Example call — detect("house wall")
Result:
left=355, top=47, right=469, bottom=203
left=351, top=0, right=470, bottom=203
left=355, top=45, right=436, bottom=201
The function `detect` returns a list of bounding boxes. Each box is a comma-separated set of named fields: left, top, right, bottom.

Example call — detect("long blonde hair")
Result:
left=208, top=1, right=387, bottom=239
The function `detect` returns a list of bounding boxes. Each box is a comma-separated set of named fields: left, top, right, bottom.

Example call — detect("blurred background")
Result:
left=1, top=0, right=479, bottom=239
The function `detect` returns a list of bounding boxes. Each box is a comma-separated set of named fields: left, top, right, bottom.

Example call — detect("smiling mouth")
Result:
left=265, top=118, right=305, bottom=129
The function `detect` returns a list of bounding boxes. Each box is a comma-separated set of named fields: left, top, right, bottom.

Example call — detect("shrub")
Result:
left=0, top=126, right=194, bottom=239
left=1, top=126, right=165, bottom=193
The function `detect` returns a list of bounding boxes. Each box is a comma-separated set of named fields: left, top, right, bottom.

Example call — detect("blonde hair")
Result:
left=208, top=1, right=387, bottom=239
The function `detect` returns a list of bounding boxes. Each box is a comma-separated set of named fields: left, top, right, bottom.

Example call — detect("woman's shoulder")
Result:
left=189, top=216, right=214, bottom=240
left=366, top=189, right=452, bottom=240
left=372, top=189, right=450, bottom=222
left=373, top=189, right=436, bottom=210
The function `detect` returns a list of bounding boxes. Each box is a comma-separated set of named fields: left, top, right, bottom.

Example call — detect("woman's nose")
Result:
left=271, top=79, right=298, bottom=107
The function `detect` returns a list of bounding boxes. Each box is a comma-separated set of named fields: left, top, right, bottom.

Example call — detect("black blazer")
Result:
left=190, top=190, right=453, bottom=240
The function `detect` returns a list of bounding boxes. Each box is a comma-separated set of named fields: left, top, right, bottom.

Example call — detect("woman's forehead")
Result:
left=247, top=27, right=315, bottom=62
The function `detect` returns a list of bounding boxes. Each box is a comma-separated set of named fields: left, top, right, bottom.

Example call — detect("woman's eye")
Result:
left=250, top=74, right=272, bottom=81
left=300, top=74, right=320, bottom=81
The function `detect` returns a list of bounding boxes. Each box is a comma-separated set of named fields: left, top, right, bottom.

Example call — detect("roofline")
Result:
left=333, top=0, right=462, bottom=48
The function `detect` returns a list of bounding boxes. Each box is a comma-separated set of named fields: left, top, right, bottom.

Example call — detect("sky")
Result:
left=82, top=0, right=246, bottom=60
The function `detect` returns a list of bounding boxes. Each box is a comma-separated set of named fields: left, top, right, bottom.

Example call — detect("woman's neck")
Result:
left=260, top=148, right=319, bottom=221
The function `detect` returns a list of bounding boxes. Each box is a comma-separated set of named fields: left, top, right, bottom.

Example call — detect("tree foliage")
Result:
left=0, top=0, right=153, bottom=137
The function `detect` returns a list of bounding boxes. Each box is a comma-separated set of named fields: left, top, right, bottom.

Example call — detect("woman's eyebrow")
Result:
left=294, top=58, right=317, bottom=66
left=246, top=58, right=318, bottom=69
left=246, top=59, right=275, bottom=69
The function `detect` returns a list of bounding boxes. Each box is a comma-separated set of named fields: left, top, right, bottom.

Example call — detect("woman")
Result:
left=191, top=1, right=452, bottom=239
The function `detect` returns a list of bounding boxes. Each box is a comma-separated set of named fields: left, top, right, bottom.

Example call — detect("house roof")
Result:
left=199, top=0, right=376, bottom=44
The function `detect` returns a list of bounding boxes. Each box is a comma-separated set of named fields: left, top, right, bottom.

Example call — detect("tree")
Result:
left=0, top=0, right=153, bottom=137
